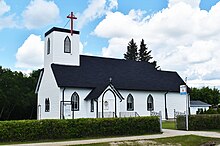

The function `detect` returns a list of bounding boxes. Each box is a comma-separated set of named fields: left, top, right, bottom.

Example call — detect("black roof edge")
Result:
left=84, top=84, right=109, bottom=100
left=116, top=88, right=180, bottom=93
left=45, top=27, right=80, bottom=37
left=109, top=84, right=124, bottom=100
left=81, top=54, right=153, bottom=63
left=59, top=86, right=94, bottom=90
left=80, top=54, right=127, bottom=62
left=35, top=69, right=44, bottom=94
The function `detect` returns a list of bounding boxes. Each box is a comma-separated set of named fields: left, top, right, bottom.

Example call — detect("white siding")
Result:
left=38, top=80, right=187, bottom=120
left=97, top=88, right=186, bottom=120
left=37, top=66, right=60, bottom=119
left=190, top=107, right=209, bottom=115
left=118, top=91, right=166, bottom=118
left=166, top=92, right=186, bottom=119
left=62, top=88, right=95, bottom=119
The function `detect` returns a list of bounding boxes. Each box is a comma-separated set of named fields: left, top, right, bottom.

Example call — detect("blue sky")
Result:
left=0, top=0, right=220, bottom=89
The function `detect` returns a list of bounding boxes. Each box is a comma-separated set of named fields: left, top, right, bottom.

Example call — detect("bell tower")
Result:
left=44, top=12, right=80, bottom=68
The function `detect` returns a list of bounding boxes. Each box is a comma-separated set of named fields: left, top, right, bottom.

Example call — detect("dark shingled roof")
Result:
left=190, top=100, right=211, bottom=107
left=51, top=55, right=185, bottom=100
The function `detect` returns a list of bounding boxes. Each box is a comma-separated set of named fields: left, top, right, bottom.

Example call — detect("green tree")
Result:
left=124, top=39, right=160, bottom=69
left=124, top=39, right=138, bottom=61
left=0, top=66, right=40, bottom=120
left=151, top=60, right=160, bottom=70
left=190, top=87, right=220, bottom=106
left=138, top=39, right=152, bottom=62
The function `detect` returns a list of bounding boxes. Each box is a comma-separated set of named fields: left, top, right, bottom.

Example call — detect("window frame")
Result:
left=64, top=36, right=71, bottom=53
left=47, top=38, right=50, bottom=55
left=91, top=99, right=94, bottom=112
left=45, top=98, right=50, bottom=112
left=127, top=94, right=134, bottom=111
left=71, top=92, right=79, bottom=111
left=147, top=94, right=154, bottom=111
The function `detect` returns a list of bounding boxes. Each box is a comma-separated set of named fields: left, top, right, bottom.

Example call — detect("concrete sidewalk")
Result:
left=9, top=129, right=220, bottom=146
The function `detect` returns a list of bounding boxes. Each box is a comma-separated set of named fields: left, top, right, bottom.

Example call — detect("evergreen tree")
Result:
left=138, top=39, right=160, bottom=69
left=124, top=39, right=160, bottom=69
left=124, top=39, right=138, bottom=61
left=138, top=39, right=152, bottom=62
left=151, top=60, right=160, bottom=70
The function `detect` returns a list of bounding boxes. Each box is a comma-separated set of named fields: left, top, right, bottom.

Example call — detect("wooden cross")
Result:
left=67, top=12, right=77, bottom=35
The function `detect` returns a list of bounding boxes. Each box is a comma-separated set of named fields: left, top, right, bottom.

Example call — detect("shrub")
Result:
left=176, top=114, right=220, bottom=130
left=188, top=114, right=220, bottom=130
left=176, top=115, right=186, bottom=130
left=217, top=108, right=220, bottom=114
left=203, top=108, right=218, bottom=114
left=0, top=116, right=160, bottom=142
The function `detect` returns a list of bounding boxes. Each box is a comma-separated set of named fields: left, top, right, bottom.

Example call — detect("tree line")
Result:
left=0, top=66, right=39, bottom=120
left=190, top=87, right=220, bottom=106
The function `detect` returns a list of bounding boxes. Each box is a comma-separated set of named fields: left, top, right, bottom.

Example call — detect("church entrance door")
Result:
left=102, top=89, right=117, bottom=118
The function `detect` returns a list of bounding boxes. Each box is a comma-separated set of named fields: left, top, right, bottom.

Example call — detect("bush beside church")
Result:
left=0, top=116, right=160, bottom=142
left=177, top=114, right=220, bottom=130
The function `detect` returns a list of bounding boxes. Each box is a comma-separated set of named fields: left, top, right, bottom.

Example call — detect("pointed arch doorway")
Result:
left=101, top=89, right=117, bottom=118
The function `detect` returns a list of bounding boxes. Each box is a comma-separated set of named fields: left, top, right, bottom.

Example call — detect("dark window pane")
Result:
left=64, top=36, right=71, bottom=53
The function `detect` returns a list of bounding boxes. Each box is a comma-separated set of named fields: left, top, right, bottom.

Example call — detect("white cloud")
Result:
left=15, top=69, right=33, bottom=76
left=0, top=0, right=16, bottom=30
left=94, top=1, right=220, bottom=88
left=22, top=0, right=59, bottom=29
left=16, top=34, right=44, bottom=69
left=102, top=38, right=129, bottom=58
left=107, top=0, right=118, bottom=10
left=188, top=79, right=220, bottom=89
left=168, top=0, right=200, bottom=8
left=77, top=0, right=118, bottom=29
left=0, top=0, right=10, bottom=16
left=79, top=41, right=94, bottom=56
left=94, top=10, right=144, bottom=39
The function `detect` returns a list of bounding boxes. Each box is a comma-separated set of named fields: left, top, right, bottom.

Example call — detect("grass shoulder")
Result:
left=162, top=120, right=176, bottom=129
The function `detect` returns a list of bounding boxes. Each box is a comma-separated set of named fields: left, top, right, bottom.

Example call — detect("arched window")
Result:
left=64, top=36, right=71, bottom=53
left=147, top=94, right=154, bottom=111
left=127, top=94, right=134, bottom=111
left=45, top=98, right=50, bottom=112
left=71, top=92, right=79, bottom=111
left=47, top=38, right=50, bottom=55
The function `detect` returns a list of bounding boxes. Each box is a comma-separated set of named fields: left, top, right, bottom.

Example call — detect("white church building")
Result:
left=35, top=26, right=188, bottom=120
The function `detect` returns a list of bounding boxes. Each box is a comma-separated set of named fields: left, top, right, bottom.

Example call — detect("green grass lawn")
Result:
left=162, top=120, right=176, bottom=129
left=75, top=135, right=220, bottom=146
